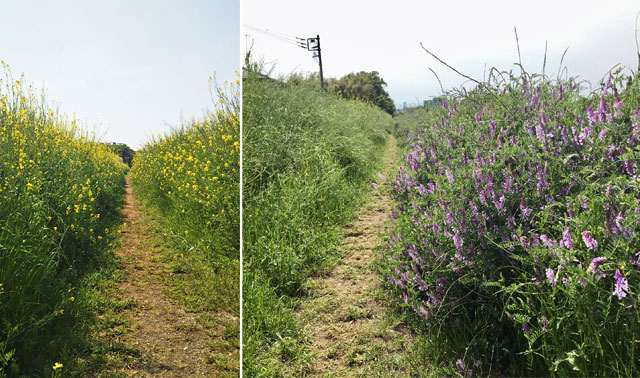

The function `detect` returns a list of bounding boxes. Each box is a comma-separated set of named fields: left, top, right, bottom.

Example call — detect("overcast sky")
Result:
left=0, top=0, right=239, bottom=150
left=243, top=0, right=640, bottom=108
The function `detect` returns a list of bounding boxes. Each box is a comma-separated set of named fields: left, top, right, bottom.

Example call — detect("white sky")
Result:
left=243, top=0, right=640, bottom=108
left=0, top=0, right=239, bottom=150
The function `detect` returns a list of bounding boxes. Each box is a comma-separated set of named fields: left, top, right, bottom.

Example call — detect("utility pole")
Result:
left=297, top=34, right=325, bottom=91
left=313, top=35, right=325, bottom=91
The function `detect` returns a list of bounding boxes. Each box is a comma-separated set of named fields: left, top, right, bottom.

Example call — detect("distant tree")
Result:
left=331, top=71, right=395, bottom=115
left=107, top=143, right=135, bottom=167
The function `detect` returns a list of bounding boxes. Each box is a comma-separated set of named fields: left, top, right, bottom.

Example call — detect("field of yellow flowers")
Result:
left=0, top=64, right=126, bottom=375
left=131, top=77, right=239, bottom=260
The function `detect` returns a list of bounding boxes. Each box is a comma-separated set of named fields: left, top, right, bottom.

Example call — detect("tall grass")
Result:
left=0, top=64, right=126, bottom=376
left=130, top=76, right=240, bottom=312
left=242, top=64, right=392, bottom=376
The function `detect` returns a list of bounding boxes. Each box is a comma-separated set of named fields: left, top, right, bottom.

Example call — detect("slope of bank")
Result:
left=242, top=67, right=393, bottom=376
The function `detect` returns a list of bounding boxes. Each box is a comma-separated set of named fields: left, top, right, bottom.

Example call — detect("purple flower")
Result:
left=598, top=128, right=609, bottom=139
left=370, top=182, right=379, bottom=189
left=546, top=268, right=556, bottom=287
left=376, top=172, right=386, bottom=181
left=453, top=231, right=463, bottom=252
left=587, top=105, right=597, bottom=126
left=520, top=199, right=532, bottom=220
left=562, top=229, right=573, bottom=250
left=624, top=159, right=636, bottom=176
left=445, top=169, right=455, bottom=184
left=541, top=316, right=548, bottom=330
left=541, top=235, right=555, bottom=249
left=613, top=269, right=628, bottom=300
left=582, top=231, right=598, bottom=250
left=520, top=236, right=530, bottom=250
left=522, top=320, right=531, bottom=334
left=455, top=359, right=472, bottom=377
left=590, top=256, right=606, bottom=277
left=446, top=211, right=455, bottom=225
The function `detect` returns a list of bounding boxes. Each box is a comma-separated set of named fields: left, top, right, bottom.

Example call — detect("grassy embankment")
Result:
left=0, top=65, right=126, bottom=377
left=128, top=77, right=240, bottom=368
left=242, top=65, right=393, bottom=376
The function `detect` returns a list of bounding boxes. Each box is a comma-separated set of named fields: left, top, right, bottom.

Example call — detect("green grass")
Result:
left=242, top=63, right=392, bottom=376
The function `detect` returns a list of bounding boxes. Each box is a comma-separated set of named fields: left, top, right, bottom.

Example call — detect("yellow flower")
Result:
left=70, top=296, right=75, bottom=301
left=52, top=362, right=63, bottom=370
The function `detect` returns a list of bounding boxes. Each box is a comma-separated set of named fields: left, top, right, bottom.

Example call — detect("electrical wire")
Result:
left=243, top=24, right=307, bottom=49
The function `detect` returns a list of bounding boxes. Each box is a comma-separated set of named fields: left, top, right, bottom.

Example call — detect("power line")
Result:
left=242, top=24, right=303, bottom=48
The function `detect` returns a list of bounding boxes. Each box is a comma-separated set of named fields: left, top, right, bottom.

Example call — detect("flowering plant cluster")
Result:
left=0, top=64, right=126, bottom=374
left=131, top=75, right=239, bottom=260
left=382, top=70, right=640, bottom=375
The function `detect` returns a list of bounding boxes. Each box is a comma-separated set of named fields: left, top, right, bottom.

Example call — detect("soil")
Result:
left=298, top=134, right=414, bottom=377
left=105, top=178, right=219, bottom=377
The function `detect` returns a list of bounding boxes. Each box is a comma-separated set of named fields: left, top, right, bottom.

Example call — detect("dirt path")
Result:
left=298, top=134, right=413, bottom=377
left=105, top=178, right=217, bottom=377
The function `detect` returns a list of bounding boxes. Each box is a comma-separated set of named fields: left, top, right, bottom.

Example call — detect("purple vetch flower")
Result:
left=613, top=269, right=628, bottom=300
left=478, top=189, right=488, bottom=206
left=376, top=172, right=386, bottom=181
left=546, top=268, right=556, bottom=287
left=605, top=183, right=612, bottom=197
left=532, top=233, right=540, bottom=248
left=446, top=211, right=455, bottom=225
left=582, top=231, right=598, bottom=250
left=590, top=256, right=606, bottom=277
left=370, top=182, right=379, bottom=189
left=541, top=235, right=555, bottom=249
left=522, top=320, right=531, bottom=334
left=562, top=229, right=573, bottom=250
left=535, top=122, right=546, bottom=144
left=629, top=251, right=640, bottom=269
left=587, top=105, right=597, bottom=126
left=453, top=231, right=464, bottom=252
left=455, top=359, right=470, bottom=377
left=520, top=236, right=530, bottom=250
left=614, top=99, right=623, bottom=117
left=402, top=292, right=408, bottom=303
left=520, top=199, right=532, bottom=220
left=567, top=202, right=575, bottom=218
left=598, top=128, right=609, bottom=139
left=580, top=196, right=589, bottom=210
left=493, top=194, right=506, bottom=215
left=445, top=169, right=455, bottom=184
left=624, top=159, right=636, bottom=176
left=541, top=316, right=548, bottom=330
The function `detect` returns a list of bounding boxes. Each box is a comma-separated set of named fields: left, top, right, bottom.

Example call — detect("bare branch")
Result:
left=419, top=42, right=481, bottom=85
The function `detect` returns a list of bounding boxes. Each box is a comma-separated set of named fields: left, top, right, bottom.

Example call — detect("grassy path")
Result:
left=95, top=177, right=224, bottom=377
left=297, top=134, right=414, bottom=377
